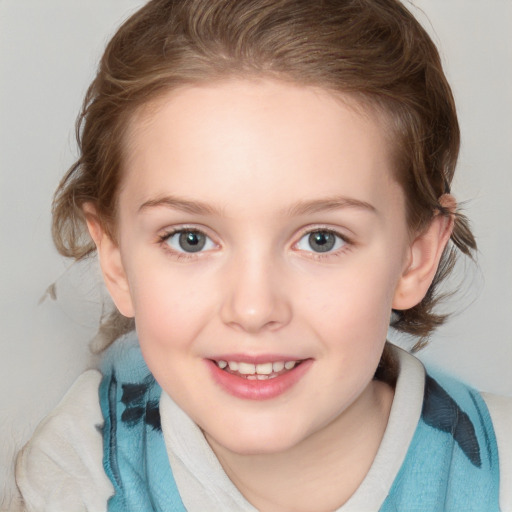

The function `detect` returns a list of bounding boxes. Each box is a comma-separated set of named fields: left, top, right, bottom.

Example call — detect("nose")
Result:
left=219, top=252, right=292, bottom=334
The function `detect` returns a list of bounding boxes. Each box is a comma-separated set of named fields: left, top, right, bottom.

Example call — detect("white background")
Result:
left=1, top=0, right=511, bottom=506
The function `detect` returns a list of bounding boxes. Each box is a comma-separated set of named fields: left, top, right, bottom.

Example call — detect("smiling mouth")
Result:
left=212, top=359, right=304, bottom=380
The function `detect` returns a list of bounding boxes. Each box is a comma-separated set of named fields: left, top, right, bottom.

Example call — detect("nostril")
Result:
left=219, top=272, right=293, bottom=333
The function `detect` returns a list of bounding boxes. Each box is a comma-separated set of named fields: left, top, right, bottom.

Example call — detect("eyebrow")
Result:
left=284, top=196, right=377, bottom=216
left=138, top=196, right=222, bottom=216
left=138, top=194, right=377, bottom=217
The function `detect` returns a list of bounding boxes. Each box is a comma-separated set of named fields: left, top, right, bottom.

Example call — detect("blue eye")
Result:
left=296, top=230, right=346, bottom=253
left=164, top=230, right=215, bottom=253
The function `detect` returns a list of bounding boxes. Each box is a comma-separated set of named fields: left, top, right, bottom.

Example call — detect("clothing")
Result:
left=16, top=332, right=512, bottom=511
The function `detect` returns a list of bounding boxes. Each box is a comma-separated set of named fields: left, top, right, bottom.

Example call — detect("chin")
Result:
left=207, top=421, right=308, bottom=456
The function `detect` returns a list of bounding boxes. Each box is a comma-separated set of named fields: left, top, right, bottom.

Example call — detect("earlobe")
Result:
left=83, top=203, right=135, bottom=318
left=392, top=195, right=455, bottom=310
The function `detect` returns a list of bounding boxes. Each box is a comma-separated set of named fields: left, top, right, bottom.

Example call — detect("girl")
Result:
left=15, top=0, right=511, bottom=510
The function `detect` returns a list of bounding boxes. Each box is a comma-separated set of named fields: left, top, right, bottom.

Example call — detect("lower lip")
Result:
left=206, top=359, right=313, bottom=400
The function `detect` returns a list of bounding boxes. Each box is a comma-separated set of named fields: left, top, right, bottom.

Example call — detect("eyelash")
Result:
left=156, top=226, right=353, bottom=261
left=293, top=228, right=352, bottom=260
left=157, top=227, right=217, bottom=261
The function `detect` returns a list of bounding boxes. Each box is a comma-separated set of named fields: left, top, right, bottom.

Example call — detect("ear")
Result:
left=83, top=203, right=135, bottom=318
left=392, top=195, right=455, bottom=310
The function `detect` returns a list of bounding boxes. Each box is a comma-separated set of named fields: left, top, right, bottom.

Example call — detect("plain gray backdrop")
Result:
left=1, top=0, right=511, bottom=506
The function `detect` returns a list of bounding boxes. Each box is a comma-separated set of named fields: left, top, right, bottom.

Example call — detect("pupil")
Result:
left=179, top=231, right=206, bottom=252
left=309, top=231, right=335, bottom=253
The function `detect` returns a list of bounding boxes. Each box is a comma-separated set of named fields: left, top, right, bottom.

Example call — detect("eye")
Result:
left=163, top=229, right=216, bottom=253
left=295, top=230, right=346, bottom=253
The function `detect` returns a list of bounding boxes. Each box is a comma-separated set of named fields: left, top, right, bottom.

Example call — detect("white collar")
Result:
left=160, top=345, right=426, bottom=512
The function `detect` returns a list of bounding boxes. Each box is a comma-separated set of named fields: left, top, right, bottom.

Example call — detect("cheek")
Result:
left=127, top=261, right=219, bottom=349
left=303, top=259, right=400, bottom=329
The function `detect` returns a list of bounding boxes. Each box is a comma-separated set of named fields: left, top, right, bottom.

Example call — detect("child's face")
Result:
left=110, top=80, right=413, bottom=454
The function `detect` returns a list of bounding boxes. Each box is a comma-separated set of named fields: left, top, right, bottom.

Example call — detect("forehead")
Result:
left=119, top=79, right=403, bottom=218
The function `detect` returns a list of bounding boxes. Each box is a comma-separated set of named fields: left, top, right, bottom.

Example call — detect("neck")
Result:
left=206, top=379, right=394, bottom=512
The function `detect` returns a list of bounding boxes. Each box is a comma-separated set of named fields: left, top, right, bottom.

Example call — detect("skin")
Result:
left=87, top=79, right=453, bottom=511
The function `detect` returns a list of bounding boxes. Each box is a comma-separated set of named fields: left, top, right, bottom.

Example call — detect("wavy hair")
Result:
left=52, top=0, right=476, bottom=355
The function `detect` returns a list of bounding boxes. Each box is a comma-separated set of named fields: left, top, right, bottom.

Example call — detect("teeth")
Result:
left=272, top=361, right=285, bottom=372
left=256, top=362, right=273, bottom=375
left=216, top=359, right=300, bottom=375
left=238, top=362, right=256, bottom=375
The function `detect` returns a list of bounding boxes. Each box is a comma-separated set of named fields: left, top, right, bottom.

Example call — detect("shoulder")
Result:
left=416, top=368, right=509, bottom=511
left=482, top=392, right=512, bottom=512
left=381, top=349, right=504, bottom=510
left=16, top=370, right=113, bottom=512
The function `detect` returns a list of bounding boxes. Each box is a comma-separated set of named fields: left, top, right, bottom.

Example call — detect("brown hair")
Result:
left=52, top=0, right=476, bottom=352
